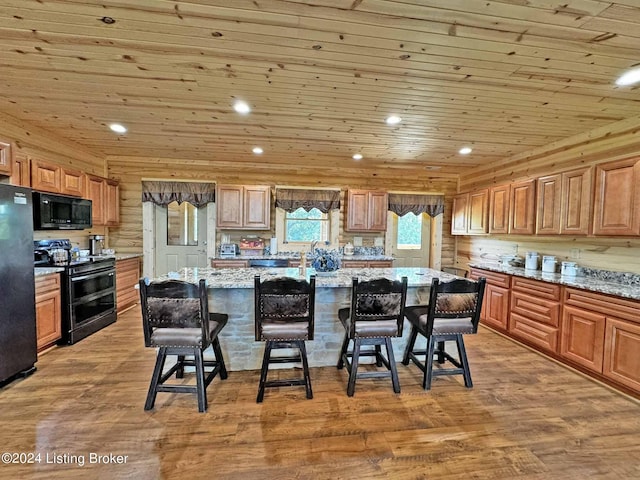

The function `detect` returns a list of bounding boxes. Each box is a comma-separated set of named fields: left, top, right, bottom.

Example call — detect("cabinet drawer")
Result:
left=35, top=274, right=61, bottom=294
left=341, top=260, right=369, bottom=268
left=510, top=291, right=560, bottom=327
left=511, top=277, right=561, bottom=301
left=509, top=312, right=559, bottom=353
left=564, top=288, right=640, bottom=321
left=469, top=268, right=510, bottom=288
left=211, top=260, right=249, bottom=268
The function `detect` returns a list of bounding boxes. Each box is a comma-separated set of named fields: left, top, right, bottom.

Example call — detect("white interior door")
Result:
left=155, top=202, right=207, bottom=275
left=386, top=212, right=431, bottom=267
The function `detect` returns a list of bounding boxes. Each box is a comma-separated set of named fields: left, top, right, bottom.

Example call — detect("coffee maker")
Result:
left=89, top=235, right=105, bottom=256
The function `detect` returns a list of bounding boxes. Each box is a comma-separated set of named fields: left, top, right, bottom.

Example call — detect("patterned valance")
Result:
left=141, top=181, right=216, bottom=207
left=388, top=193, right=444, bottom=217
left=275, top=188, right=340, bottom=213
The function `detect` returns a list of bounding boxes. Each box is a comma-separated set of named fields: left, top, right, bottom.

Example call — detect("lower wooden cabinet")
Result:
left=509, top=277, right=561, bottom=353
left=116, top=257, right=141, bottom=314
left=35, top=274, right=62, bottom=352
left=342, top=260, right=393, bottom=268
left=471, top=268, right=640, bottom=397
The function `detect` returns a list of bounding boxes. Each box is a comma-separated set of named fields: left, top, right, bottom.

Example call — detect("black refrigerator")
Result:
left=0, top=183, right=37, bottom=384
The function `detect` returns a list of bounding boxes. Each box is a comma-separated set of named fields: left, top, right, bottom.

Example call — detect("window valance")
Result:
left=141, top=181, right=216, bottom=207
left=388, top=193, right=444, bottom=217
left=275, top=188, right=340, bottom=213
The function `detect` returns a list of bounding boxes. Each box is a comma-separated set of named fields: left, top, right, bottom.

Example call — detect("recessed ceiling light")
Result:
left=459, top=147, right=472, bottom=155
left=109, top=123, right=127, bottom=134
left=352, top=153, right=363, bottom=160
left=615, top=67, right=640, bottom=86
left=385, top=115, right=402, bottom=125
left=252, top=146, right=263, bottom=154
left=233, top=100, right=251, bottom=114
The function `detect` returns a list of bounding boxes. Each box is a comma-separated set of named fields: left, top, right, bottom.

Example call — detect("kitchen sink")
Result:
left=248, top=259, right=290, bottom=268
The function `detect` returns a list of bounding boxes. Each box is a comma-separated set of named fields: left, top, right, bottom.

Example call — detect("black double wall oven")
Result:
left=35, top=240, right=116, bottom=344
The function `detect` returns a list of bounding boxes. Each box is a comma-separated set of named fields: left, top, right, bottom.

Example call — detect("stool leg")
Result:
left=347, top=338, right=361, bottom=397
left=145, top=347, right=167, bottom=411
left=176, top=355, right=185, bottom=378
left=456, top=334, right=473, bottom=388
left=423, top=336, right=436, bottom=390
left=402, top=325, right=418, bottom=365
left=385, top=338, right=400, bottom=394
left=436, top=340, right=446, bottom=364
left=194, top=348, right=207, bottom=412
left=211, top=337, right=228, bottom=380
left=375, top=344, right=383, bottom=367
left=257, top=341, right=273, bottom=403
left=299, top=340, right=313, bottom=399
left=337, top=331, right=349, bottom=369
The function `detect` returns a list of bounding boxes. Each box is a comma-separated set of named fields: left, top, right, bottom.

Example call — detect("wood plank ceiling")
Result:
left=0, top=0, right=639, bottom=175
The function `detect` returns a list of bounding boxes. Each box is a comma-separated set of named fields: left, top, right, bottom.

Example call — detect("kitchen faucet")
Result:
left=310, top=240, right=319, bottom=254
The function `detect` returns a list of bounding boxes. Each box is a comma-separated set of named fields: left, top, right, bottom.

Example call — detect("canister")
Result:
left=542, top=255, right=557, bottom=273
left=525, top=252, right=539, bottom=270
left=561, top=261, right=577, bottom=277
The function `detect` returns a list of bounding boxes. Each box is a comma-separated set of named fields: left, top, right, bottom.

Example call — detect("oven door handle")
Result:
left=72, top=271, right=115, bottom=282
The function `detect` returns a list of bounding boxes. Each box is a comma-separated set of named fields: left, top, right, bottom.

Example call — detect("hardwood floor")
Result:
left=1, top=306, right=639, bottom=480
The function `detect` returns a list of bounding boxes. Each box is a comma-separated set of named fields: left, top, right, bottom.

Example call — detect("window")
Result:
left=167, top=201, right=198, bottom=246
left=397, top=212, right=422, bottom=249
left=285, top=207, right=330, bottom=243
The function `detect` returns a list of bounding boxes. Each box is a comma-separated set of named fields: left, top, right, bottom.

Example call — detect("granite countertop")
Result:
left=213, top=254, right=395, bottom=261
left=470, top=263, right=640, bottom=301
left=34, top=267, right=65, bottom=276
left=158, top=267, right=456, bottom=289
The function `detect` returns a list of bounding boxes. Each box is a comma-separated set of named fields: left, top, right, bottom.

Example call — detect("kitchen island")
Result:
left=152, top=267, right=458, bottom=370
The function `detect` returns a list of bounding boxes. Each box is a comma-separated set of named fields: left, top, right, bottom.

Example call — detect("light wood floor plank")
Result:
left=0, top=307, right=638, bottom=479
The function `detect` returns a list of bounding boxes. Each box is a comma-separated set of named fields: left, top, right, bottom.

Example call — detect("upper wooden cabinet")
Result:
left=0, top=139, right=13, bottom=176
left=85, top=175, right=119, bottom=226
left=509, top=179, right=536, bottom=235
left=451, top=189, right=488, bottom=235
left=537, top=167, right=593, bottom=235
left=488, top=184, right=510, bottom=234
left=345, top=189, right=388, bottom=232
left=593, top=157, right=640, bottom=236
left=10, top=156, right=30, bottom=187
left=30, top=158, right=86, bottom=196
left=216, top=184, right=271, bottom=230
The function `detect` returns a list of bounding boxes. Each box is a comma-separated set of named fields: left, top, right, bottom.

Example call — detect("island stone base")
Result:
left=208, top=286, right=429, bottom=371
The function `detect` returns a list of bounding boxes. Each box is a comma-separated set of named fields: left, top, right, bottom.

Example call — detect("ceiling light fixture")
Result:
left=615, top=67, right=640, bottom=86
left=233, top=100, right=251, bottom=114
left=385, top=115, right=402, bottom=125
left=352, top=153, right=363, bottom=160
left=424, top=165, right=442, bottom=170
left=459, top=147, right=472, bottom=155
left=109, top=123, right=127, bottom=134
left=252, top=147, right=263, bottom=154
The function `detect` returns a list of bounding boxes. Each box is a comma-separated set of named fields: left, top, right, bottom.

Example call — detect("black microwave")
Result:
left=33, top=192, right=92, bottom=230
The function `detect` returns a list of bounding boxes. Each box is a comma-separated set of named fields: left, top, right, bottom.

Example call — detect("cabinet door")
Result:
left=346, top=190, right=369, bottom=231
left=61, top=168, right=85, bottom=197
left=368, top=191, right=388, bottom=231
left=116, top=258, right=141, bottom=314
left=536, top=174, right=561, bottom=235
left=11, top=156, right=30, bottom=187
left=560, top=305, right=605, bottom=373
left=217, top=185, right=244, bottom=228
left=243, top=185, right=271, bottom=229
left=483, top=284, right=510, bottom=331
left=86, top=175, right=105, bottom=226
left=489, top=185, right=510, bottom=234
left=105, top=180, right=120, bottom=225
left=593, top=157, right=640, bottom=236
left=560, top=167, right=592, bottom=235
left=35, top=274, right=62, bottom=352
left=31, top=159, right=60, bottom=193
left=0, top=139, right=13, bottom=176
left=451, top=193, right=469, bottom=235
left=509, top=179, right=536, bottom=234
left=603, top=317, right=640, bottom=392
left=468, top=189, right=489, bottom=234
